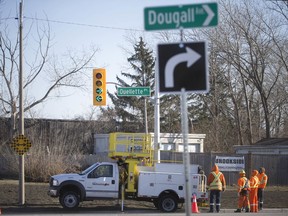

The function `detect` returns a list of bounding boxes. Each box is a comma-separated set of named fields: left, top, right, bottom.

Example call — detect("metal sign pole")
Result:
left=121, top=184, right=125, bottom=212
left=181, top=88, right=191, bottom=216
left=154, top=59, right=161, bottom=164
left=179, top=28, right=191, bottom=215
left=18, top=0, right=25, bottom=205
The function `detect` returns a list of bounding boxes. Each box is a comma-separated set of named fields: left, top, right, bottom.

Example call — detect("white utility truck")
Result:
left=48, top=133, right=208, bottom=212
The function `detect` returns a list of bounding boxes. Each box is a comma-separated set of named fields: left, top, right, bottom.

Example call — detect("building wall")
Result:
left=155, top=133, right=205, bottom=153
left=234, top=146, right=288, bottom=155
left=93, top=133, right=206, bottom=154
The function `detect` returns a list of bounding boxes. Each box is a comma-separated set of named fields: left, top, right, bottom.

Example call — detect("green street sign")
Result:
left=144, top=3, right=218, bottom=31
left=117, top=87, right=151, bottom=97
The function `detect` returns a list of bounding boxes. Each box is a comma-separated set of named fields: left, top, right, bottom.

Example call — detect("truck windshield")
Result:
left=80, top=163, right=99, bottom=175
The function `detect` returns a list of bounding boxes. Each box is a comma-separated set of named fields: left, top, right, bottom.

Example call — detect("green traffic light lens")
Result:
left=96, top=95, right=103, bottom=102
left=96, top=88, right=103, bottom=94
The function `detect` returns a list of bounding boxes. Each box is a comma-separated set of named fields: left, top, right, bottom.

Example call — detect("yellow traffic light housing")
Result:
left=93, top=68, right=106, bottom=106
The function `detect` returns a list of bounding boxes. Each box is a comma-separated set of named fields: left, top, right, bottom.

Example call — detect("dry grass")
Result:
left=0, top=179, right=287, bottom=211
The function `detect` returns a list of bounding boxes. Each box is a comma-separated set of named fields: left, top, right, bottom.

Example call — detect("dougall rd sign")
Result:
left=144, top=3, right=218, bottom=31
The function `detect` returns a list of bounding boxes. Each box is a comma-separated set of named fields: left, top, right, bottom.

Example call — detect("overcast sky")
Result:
left=1, top=0, right=211, bottom=119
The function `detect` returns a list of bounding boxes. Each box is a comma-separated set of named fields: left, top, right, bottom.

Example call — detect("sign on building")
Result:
left=215, top=156, right=245, bottom=172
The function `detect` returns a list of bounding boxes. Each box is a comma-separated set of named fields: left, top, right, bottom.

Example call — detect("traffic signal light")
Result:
left=93, top=68, right=106, bottom=106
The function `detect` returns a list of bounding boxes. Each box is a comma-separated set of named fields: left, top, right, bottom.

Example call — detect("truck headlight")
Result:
left=52, top=179, right=59, bottom=186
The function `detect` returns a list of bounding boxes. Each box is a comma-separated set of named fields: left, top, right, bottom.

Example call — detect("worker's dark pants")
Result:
left=210, top=190, right=221, bottom=212
left=258, top=188, right=264, bottom=210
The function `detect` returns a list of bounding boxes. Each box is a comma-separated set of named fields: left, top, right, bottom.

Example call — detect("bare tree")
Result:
left=268, top=0, right=288, bottom=22
left=0, top=16, right=98, bottom=139
left=172, top=0, right=288, bottom=152
left=200, top=0, right=288, bottom=145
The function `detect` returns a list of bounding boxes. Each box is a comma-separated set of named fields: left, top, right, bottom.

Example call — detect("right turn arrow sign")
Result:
left=157, top=42, right=209, bottom=94
left=165, top=47, right=201, bottom=88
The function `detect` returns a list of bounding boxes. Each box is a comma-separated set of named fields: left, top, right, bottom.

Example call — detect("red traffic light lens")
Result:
left=96, top=73, right=102, bottom=79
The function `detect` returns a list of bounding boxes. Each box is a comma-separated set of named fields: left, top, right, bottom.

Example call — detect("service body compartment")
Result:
left=137, top=171, right=184, bottom=198
left=137, top=169, right=207, bottom=200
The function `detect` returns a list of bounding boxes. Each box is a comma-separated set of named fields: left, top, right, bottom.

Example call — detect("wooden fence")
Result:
left=0, top=152, right=287, bottom=185
left=160, top=151, right=288, bottom=186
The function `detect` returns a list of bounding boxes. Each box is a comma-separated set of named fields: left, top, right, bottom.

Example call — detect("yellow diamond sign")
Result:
left=10, top=134, right=32, bottom=155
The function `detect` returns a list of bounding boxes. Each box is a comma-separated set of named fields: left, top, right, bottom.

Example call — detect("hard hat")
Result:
left=239, top=169, right=245, bottom=174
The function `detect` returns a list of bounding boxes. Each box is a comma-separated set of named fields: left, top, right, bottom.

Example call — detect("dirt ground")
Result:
left=0, top=180, right=287, bottom=214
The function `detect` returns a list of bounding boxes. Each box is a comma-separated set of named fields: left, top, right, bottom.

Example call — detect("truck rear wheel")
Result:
left=159, top=194, right=178, bottom=212
left=60, top=191, right=80, bottom=209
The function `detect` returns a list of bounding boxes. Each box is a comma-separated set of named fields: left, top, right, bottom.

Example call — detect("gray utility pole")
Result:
left=19, top=0, right=25, bottom=205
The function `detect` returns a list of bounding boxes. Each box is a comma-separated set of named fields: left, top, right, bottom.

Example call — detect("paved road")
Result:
left=1, top=208, right=288, bottom=216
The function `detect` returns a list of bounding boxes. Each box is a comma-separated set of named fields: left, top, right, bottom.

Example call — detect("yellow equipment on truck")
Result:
left=108, top=133, right=153, bottom=193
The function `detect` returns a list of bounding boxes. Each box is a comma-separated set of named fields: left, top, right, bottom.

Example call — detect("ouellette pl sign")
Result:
left=117, top=87, right=151, bottom=97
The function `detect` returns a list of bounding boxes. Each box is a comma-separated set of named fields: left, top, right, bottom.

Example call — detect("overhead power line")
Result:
left=0, top=17, right=17, bottom=21
left=24, top=16, right=145, bottom=32
left=1, top=16, right=144, bottom=32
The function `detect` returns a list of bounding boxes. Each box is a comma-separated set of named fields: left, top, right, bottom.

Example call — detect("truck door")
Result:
left=85, top=164, right=118, bottom=198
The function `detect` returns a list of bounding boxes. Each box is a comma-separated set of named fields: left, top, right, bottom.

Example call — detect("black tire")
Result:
left=59, top=191, right=80, bottom=209
left=158, top=194, right=178, bottom=212
left=153, top=199, right=159, bottom=209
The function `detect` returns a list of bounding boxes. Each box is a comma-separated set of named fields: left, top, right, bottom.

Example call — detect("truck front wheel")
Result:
left=153, top=199, right=159, bottom=209
left=158, top=194, right=178, bottom=212
left=60, top=191, right=80, bottom=209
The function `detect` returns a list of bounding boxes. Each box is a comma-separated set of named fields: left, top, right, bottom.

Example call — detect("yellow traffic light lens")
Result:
left=96, top=80, right=102, bottom=86
left=96, top=73, right=102, bottom=79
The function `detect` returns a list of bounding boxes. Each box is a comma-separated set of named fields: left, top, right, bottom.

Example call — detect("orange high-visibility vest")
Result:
left=250, top=176, right=259, bottom=189
left=238, top=177, right=250, bottom=192
left=209, top=172, right=223, bottom=190
left=257, top=173, right=268, bottom=189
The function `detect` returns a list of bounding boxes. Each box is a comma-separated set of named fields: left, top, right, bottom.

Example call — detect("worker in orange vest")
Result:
left=235, top=169, right=250, bottom=213
left=249, top=170, right=259, bottom=212
left=207, top=164, right=226, bottom=213
left=257, top=167, right=268, bottom=210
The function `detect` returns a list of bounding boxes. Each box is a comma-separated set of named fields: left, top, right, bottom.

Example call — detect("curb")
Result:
left=219, top=208, right=288, bottom=213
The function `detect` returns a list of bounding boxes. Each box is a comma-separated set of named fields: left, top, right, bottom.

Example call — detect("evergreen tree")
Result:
left=107, top=37, right=155, bottom=132
left=160, top=94, right=182, bottom=133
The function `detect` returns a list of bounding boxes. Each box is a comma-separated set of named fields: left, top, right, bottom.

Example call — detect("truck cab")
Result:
left=48, top=162, right=120, bottom=208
